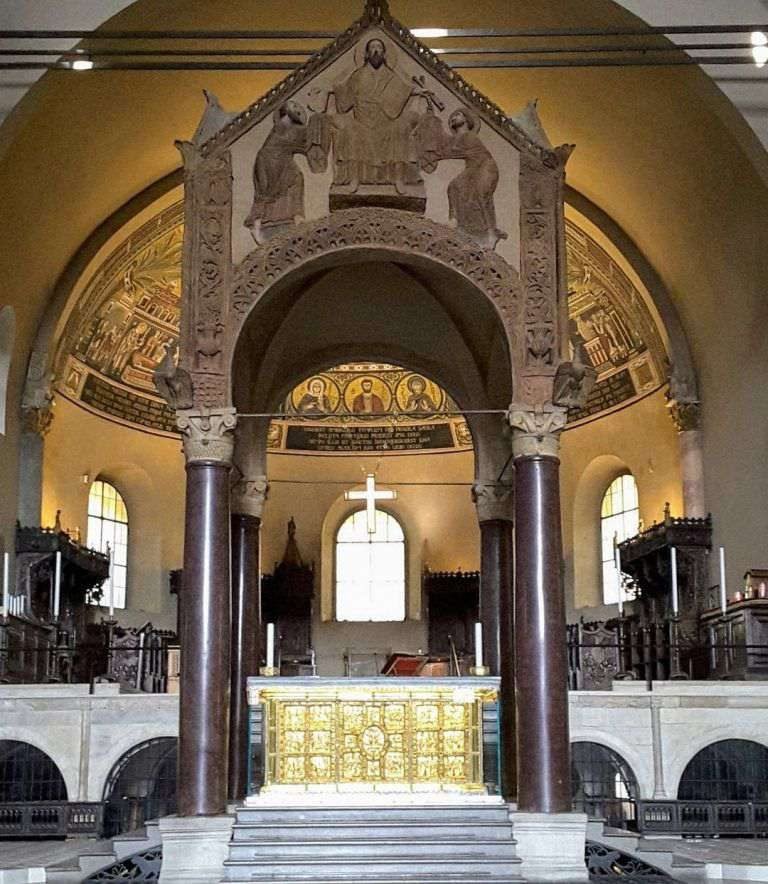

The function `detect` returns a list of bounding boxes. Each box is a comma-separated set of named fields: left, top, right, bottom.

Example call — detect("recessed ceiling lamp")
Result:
left=752, top=31, right=768, bottom=67
left=71, top=58, right=94, bottom=71
left=412, top=28, right=449, bottom=38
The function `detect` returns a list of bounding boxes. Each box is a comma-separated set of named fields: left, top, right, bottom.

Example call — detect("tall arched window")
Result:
left=0, top=306, right=15, bottom=436
left=601, top=474, right=639, bottom=605
left=87, top=480, right=128, bottom=610
left=336, top=509, right=405, bottom=622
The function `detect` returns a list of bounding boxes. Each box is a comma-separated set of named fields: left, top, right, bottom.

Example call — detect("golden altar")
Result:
left=246, top=677, right=500, bottom=797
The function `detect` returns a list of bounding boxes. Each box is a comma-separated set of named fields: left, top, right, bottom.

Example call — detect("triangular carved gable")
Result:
left=197, top=4, right=556, bottom=165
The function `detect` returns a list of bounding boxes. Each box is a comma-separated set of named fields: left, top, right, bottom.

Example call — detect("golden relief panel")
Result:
left=263, top=686, right=492, bottom=790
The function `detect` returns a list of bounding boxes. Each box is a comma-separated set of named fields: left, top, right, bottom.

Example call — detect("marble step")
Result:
left=224, top=877, right=524, bottom=884
left=233, top=820, right=514, bottom=842
left=236, top=804, right=510, bottom=825
left=222, top=856, right=522, bottom=882
left=229, top=838, right=519, bottom=862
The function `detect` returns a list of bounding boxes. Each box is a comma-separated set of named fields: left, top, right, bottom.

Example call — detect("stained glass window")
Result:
left=336, top=509, right=405, bottom=622
left=87, top=480, right=128, bottom=610
left=601, top=474, right=639, bottom=605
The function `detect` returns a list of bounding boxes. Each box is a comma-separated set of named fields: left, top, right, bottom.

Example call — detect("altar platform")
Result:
left=245, top=677, right=501, bottom=802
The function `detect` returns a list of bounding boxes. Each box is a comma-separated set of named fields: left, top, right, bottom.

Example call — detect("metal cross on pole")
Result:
left=344, top=473, right=397, bottom=533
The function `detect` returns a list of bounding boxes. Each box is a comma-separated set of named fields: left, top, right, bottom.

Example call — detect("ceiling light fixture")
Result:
left=412, top=28, right=449, bottom=39
left=752, top=31, right=768, bottom=67
left=71, top=58, right=94, bottom=71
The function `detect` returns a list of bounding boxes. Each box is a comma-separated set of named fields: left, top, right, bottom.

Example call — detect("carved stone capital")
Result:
left=21, top=405, right=54, bottom=437
left=666, top=397, right=701, bottom=432
left=177, top=407, right=237, bottom=465
left=231, top=475, right=269, bottom=519
left=507, top=402, right=567, bottom=458
left=471, top=481, right=514, bottom=522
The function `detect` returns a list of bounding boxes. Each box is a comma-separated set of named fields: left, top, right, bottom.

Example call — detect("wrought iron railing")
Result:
left=637, top=799, right=768, bottom=836
left=0, top=801, right=103, bottom=838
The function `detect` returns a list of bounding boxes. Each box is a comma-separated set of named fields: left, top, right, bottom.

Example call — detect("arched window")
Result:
left=0, top=740, right=67, bottom=802
left=87, top=480, right=128, bottom=610
left=0, top=306, right=15, bottom=436
left=335, top=509, right=405, bottom=622
left=571, top=741, right=639, bottom=830
left=678, top=739, right=768, bottom=801
left=102, top=737, right=177, bottom=837
left=600, top=474, right=639, bottom=605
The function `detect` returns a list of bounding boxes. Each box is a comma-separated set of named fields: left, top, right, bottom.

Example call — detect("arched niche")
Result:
left=571, top=740, right=640, bottom=831
left=0, top=739, right=68, bottom=802
left=102, top=737, right=178, bottom=837
left=677, top=738, right=768, bottom=802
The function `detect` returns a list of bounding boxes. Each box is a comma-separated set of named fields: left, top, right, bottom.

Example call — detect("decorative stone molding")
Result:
left=508, top=402, right=567, bottom=458
left=471, top=481, right=514, bottom=523
left=231, top=475, right=269, bottom=519
left=177, top=408, right=237, bottom=465
left=666, top=397, right=701, bottom=432
left=21, top=404, right=54, bottom=437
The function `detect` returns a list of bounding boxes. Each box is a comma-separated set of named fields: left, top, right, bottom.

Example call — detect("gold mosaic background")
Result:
left=54, top=200, right=667, bottom=441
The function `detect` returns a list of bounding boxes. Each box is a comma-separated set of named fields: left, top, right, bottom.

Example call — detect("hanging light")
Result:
left=412, top=28, right=449, bottom=39
left=71, top=58, right=94, bottom=71
left=752, top=31, right=768, bottom=67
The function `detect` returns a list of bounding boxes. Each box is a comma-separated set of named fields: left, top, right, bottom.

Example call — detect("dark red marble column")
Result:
left=481, top=519, right=517, bottom=801
left=514, top=453, right=571, bottom=813
left=178, top=461, right=232, bottom=817
left=228, top=512, right=262, bottom=801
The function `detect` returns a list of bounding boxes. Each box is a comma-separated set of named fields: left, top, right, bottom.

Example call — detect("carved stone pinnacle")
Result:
left=232, top=475, right=269, bottom=519
left=471, top=481, right=514, bottom=522
left=364, top=0, right=390, bottom=20
left=507, top=402, right=567, bottom=458
left=177, top=407, right=237, bottom=465
left=21, top=405, right=54, bottom=437
left=666, top=397, right=701, bottom=432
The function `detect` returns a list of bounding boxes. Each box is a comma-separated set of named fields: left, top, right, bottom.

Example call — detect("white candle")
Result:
left=108, top=586, right=114, bottom=617
left=266, top=622, right=275, bottom=670
left=670, top=546, right=679, bottom=615
left=614, top=536, right=623, bottom=615
left=719, top=546, right=727, bottom=614
left=53, top=551, right=62, bottom=619
left=474, top=621, right=483, bottom=669
left=2, top=552, right=8, bottom=618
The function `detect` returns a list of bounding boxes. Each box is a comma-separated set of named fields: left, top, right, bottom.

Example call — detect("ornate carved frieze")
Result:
left=471, top=481, right=514, bottom=523
left=180, top=150, right=233, bottom=408
left=508, top=402, right=567, bottom=458
left=233, top=207, right=521, bottom=352
left=231, top=475, right=269, bottom=519
left=666, top=397, right=701, bottom=432
left=176, top=407, right=237, bottom=465
left=519, top=155, right=566, bottom=403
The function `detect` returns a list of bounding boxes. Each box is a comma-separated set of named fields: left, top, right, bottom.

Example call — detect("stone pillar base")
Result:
left=158, top=814, right=234, bottom=883
left=510, top=811, right=589, bottom=882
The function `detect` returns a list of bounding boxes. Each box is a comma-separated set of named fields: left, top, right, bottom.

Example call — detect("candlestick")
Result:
left=266, top=622, right=275, bottom=670
left=474, top=621, right=483, bottom=669
left=670, top=546, right=679, bottom=616
left=719, top=547, right=727, bottom=615
left=53, top=551, right=61, bottom=620
left=2, top=552, right=8, bottom=618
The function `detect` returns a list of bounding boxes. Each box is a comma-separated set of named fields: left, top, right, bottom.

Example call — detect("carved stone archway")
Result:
left=226, top=207, right=522, bottom=409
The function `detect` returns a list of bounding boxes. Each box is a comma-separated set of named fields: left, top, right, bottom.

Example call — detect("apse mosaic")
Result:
left=54, top=200, right=667, bottom=448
